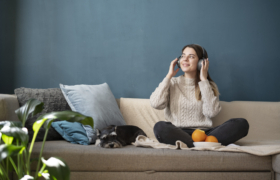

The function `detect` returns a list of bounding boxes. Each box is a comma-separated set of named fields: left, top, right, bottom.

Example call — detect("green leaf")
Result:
left=41, top=172, right=50, bottom=180
left=0, top=144, right=25, bottom=162
left=1, top=134, right=14, bottom=145
left=15, top=99, right=44, bottom=127
left=41, top=157, right=70, bottom=180
left=0, top=121, right=23, bottom=129
left=20, top=175, right=34, bottom=180
left=0, top=126, right=29, bottom=145
left=28, top=118, right=48, bottom=162
left=32, top=118, right=48, bottom=134
left=36, top=110, right=94, bottom=129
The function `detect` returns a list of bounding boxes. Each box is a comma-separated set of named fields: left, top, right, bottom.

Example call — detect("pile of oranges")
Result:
left=191, top=129, right=219, bottom=142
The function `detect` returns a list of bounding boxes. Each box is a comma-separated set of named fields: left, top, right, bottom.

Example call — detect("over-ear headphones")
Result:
left=177, top=45, right=206, bottom=71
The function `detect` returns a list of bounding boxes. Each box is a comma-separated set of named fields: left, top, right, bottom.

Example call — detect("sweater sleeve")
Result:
left=150, top=76, right=171, bottom=110
left=198, top=79, right=222, bottom=118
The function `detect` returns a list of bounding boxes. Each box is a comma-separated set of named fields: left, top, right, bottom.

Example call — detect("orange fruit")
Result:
left=192, top=129, right=207, bottom=142
left=205, top=135, right=219, bottom=142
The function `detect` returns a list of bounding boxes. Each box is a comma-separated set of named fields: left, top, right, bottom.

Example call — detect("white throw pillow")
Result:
left=59, top=83, right=126, bottom=144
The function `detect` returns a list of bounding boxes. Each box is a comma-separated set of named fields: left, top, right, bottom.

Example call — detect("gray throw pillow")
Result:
left=14, top=87, right=72, bottom=142
left=59, top=83, right=126, bottom=144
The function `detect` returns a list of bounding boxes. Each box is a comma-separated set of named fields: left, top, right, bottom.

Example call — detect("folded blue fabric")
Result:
left=51, top=121, right=90, bottom=145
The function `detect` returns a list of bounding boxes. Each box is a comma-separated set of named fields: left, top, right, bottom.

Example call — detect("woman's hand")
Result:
left=200, top=58, right=209, bottom=81
left=166, top=58, right=180, bottom=79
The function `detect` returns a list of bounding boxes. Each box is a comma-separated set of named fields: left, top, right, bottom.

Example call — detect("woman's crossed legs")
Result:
left=153, top=118, right=249, bottom=148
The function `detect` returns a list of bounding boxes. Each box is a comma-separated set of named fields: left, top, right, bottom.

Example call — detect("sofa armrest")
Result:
left=0, top=94, right=20, bottom=121
left=273, top=153, right=280, bottom=174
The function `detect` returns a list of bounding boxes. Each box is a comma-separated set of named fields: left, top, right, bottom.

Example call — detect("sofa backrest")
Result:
left=119, top=97, right=280, bottom=142
left=0, top=94, right=121, bottom=122
left=1, top=94, right=280, bottom=142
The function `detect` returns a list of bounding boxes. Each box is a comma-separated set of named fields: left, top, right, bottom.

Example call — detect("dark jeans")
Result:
left=153, top=118, right=249, bottom=148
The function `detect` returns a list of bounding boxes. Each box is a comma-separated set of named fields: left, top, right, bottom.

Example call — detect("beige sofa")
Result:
left=1, top=94, right=280, bottom=180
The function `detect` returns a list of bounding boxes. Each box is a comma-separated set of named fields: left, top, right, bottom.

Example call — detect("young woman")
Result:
left=150, top=44, right=249, bottom=148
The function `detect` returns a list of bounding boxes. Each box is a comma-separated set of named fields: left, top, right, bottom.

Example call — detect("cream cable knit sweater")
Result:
left=150, top=74, right=222, bottom=130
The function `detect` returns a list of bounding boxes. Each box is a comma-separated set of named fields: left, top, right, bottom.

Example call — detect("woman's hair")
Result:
left=181, top=44, right=221, bottom=101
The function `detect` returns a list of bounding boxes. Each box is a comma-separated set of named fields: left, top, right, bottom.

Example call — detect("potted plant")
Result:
left=0, top=98, right=94, bottom=180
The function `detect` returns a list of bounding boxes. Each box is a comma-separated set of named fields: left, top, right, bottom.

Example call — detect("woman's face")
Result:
left=180, top=47, right=199, bottom=73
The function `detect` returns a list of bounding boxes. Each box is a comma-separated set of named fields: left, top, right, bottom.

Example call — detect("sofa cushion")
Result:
left=14, top=87, right=72, bottom=142
left=59, top=83, right=126, bottom=144
left=120, top=98, right=280, bottom=142
left=214, top=101, right=280, bottom=141
left=120, top=98, right=162, bottom=141
left=30, top=141, right=272, bottom=172
left=68, top=172, right=272, bottom=180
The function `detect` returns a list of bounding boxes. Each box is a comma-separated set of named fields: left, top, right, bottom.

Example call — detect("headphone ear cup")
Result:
left=197, top=59, right=203, bottom=71
left=177, top=57, right=181, bottom=68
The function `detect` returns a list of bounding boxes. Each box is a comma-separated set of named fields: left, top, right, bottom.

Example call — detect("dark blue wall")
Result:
left=1, top=0, right=280, bottom=101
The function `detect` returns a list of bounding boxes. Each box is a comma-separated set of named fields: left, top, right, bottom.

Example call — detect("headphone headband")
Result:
left=194, top=44, right=205, bottom=60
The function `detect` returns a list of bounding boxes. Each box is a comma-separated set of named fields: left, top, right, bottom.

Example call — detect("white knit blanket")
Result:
left=132, top=135, right=280, bottom=156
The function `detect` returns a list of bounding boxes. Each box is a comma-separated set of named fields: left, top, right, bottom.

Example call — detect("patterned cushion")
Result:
left=14, top=87, right=71, bottom=142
